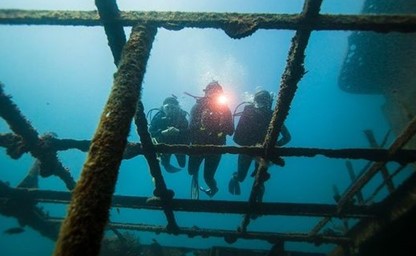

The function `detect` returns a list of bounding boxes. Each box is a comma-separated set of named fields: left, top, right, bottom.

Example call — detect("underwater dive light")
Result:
left=217, top=94, right=228, bottom=105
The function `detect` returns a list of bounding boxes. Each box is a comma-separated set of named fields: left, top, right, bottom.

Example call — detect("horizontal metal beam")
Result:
left=46, top=218, right=350, bottom=245
left=0, top=186, right=377, bottom=218
left=0, top=10, right=415, bottom=35
left=2, top=133, right=415, bottom=163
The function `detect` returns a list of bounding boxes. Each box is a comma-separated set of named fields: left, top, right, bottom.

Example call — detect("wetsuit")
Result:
left=188, top=97, right=234, bottom=194
left=149, top=109, right=189, bottom=169
left=232, top=104, right=291, bottom=195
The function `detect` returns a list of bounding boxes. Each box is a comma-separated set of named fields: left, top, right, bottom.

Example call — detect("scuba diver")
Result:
left=188, top=81, right=234, bottom=199
left=229, top=90, right=291, bottom=198
left=149, top=96, right=189, bottom=173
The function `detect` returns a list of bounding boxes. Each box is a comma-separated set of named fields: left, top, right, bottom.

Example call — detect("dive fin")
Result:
left=191, top=174, right=199, bottom=200
left=228, top=176, right=241, bottom=195
left=199, top=186, right=218, bottom=198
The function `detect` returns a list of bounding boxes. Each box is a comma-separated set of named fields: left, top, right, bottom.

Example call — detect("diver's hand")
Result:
left=169, top=127, right=179, bottom=135
left=162, top=127, right=179, bottom=136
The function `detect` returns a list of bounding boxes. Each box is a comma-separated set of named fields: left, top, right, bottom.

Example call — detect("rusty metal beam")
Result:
left=365, top=164, right=407, bottom=205
left=0, top=84, right=75, bottom=190
left=264, top=0, right=321, bottom=154
left=329, top=166, right=416, bottom=256
left=0, top=181, right=60, bottom=241
left=46, top=218, right=350, bottom=245
left=337, top=115, right=416, bottom=213
left=2, top=133, right=415, bottom=162
left=0, top=185, right=377, bottom=218
left=345, top=161, right=365, bottom=205
left=1, top=10, right=416, bottom=36
left=240, top=0, right=323, bottom=233
left=53, top=24, right=156, bottom=256
left=134, top=101, right=179, bottom=232
left=363, top=130, right=395, bottom=193
left=95, top=0, right=126, bottom=66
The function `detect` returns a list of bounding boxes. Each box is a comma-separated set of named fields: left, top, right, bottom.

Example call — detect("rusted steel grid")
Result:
left=0, top=84, right=75, bottom=190
left=1, top=10, right=416, bottom=35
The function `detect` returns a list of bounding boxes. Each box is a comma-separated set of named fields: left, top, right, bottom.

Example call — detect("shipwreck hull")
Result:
left=339, top=0, right=416, bottom=148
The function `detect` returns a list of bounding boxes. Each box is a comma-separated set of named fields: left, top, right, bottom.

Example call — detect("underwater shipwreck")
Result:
left=1, top=0, right=416, bottom=255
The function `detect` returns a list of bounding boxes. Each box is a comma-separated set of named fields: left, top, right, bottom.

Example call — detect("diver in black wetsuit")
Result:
left=188, top=81, right=234, bottom=199
left=149, top=96, right=189, bottom=173
left=229, top=90, right=291, bottom=198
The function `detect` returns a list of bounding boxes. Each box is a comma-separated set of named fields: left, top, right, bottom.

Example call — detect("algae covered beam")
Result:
left=95, top=0, right=126, bottom=66
left=107, top=221, right=351, bottom=245
left=337, top=115, right=416, bottom=213
left=0, top=187, right=377, bottom=218
left=264, top=0, right=321, bottom=154
left=240, top=0, right=323, bottom=233
left=134, top=101, right=179, bottom=232
left=53, top=24, right=156, bottom=256
left=46, top=218, right=350, bottom=245
left=0, top=181, right=60, bottom=241
left=363, top=130, right=395, bottom=193
left=1, top=132, right=415, bottom=162
left=1, top=10, right=416, bottom=36
left=0, top=83, right=75, bottom=190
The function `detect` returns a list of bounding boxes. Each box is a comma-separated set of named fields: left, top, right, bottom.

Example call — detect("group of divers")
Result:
left=148, top=81, right=291, bottom=200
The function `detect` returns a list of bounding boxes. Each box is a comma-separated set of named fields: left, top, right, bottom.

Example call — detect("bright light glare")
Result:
left=217, top=95, right=228, bottom=105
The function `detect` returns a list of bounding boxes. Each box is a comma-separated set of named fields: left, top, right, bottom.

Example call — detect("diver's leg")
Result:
left=160, top=154, right=181, bottom=173
left=191, top=171, right=199, bottom=200
left=188, top=155, right=203, bottom=176
left=237, top=154, right=253, bottom=182
left=203, top=154, right=221, bottom=197
left=250, top=160, right=260, bottom=177
left=228, top=154, right=252, bottom=195
left=188, top=155, right=203, bottom=200
left=160, top=154, right=171, bottom=167
left=175, top=154, right=186, bottom=168
left=257, top=183, right=265, bottom=203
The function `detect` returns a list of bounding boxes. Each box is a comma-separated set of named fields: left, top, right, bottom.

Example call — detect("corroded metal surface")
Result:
left=134, top=101, right=179, bottom=232
left=95, top=0, right=126, bottom=66
left=1, top=10, right=416, bottom=36
left=0, top=185, right=381, bottom=218
left=337, top=115, right=416, bottom=212
left=0, top=84, right=75, bottom=190
left=3, top=133, right=415, bottom=162
left=1, top=1, right=416, bottom=255
left=53, top=25, right=156, bottom=256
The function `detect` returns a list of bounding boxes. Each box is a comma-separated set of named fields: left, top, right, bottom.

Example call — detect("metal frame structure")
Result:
left=1, top=0, right=416, bottom=255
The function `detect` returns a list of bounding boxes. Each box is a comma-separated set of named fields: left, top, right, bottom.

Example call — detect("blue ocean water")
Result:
left=0, top=0, right=405, bottom=255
